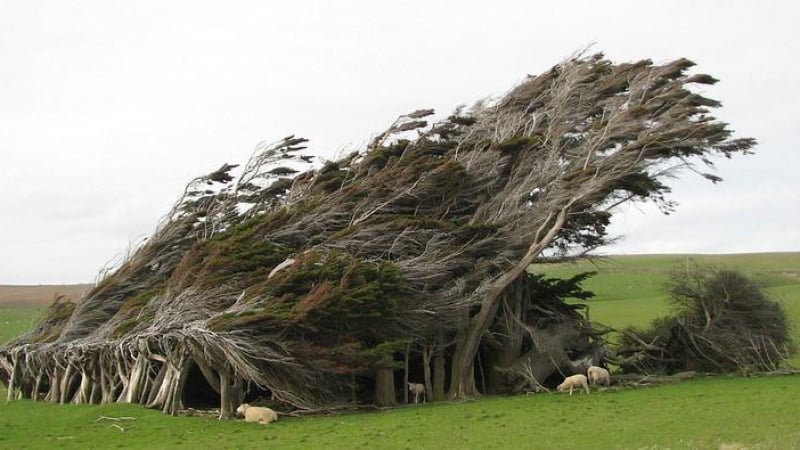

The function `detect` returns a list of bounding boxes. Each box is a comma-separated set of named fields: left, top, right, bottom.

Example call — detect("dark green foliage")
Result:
left=550, top=210, right=612, bottom=255
left=172, top=223, right=290, bottom=289
left=530, top=272, right=596, bottom=302
left=520, top=272, right=597, bottom=327
left=312, top=161, right=354, bottom=193
left=359, top=140, right=409, bottom=171
left=268, top=166, right=300, bottom=176
left=210, top=251, right=408, bottom=338
left=207, top=163, right=238, bottom=184
left=208, top=250, right=410, bottom=376
left=109, top=289, right=161, bottom=338
left=448, top=114, right=477, bottom=126
left=495, top=136, right=542, bottom=153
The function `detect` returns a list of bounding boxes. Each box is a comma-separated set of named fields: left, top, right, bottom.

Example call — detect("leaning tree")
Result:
left=1, top=53, right=754, bottom=416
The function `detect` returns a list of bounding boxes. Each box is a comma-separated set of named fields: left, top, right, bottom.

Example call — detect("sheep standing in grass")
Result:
left=556, top=374, right=590, bottom=395
left=236, top=403, right=278, bottom=425
left=587, top=366, right=611, bottom=388
left=408, top=382, right=425, bottom=404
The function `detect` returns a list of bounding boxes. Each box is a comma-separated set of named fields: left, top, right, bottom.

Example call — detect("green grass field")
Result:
left=1, top=376, right=798, bottom=449
left=0, top=306, right=44, bottom=345
left=2, top=253, right=799, bottom=449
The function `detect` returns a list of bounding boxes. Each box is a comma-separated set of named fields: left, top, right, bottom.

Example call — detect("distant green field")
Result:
left=0, top=306, right=43, bottom=344
left=533, top=253, right=800, bottom=364
left=2, top=253, right=799, bottom=449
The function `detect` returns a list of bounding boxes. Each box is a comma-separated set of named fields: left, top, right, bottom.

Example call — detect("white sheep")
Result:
left=587, top=365, right=611, bottom=388
left=408, top=382, right=425, bottom=404
left=556, top=374, right=590, bottom=395
left=236, top=403, right=278, bottom=425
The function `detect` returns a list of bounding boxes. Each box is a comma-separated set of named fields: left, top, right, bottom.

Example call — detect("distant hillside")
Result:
left=0, top=284, right=92, bottom=307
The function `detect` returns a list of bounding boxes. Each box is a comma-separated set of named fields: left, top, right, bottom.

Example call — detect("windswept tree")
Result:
left=1, top=53, right=755, bottom=415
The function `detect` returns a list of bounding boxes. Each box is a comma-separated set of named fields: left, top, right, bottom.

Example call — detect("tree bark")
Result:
left=403, top=342, right=410, bottom=404
left=31, top=369, right=43, bottom=401
left=47, top=367, right=61, bottom=403
left=59, top=363, right=74, bottom=404
left=126, top=353, right=147, bottom=403
left=487, top=281, right=525, bottom=393
left=6, top=352, right=18, bottom=402
left=218, top=367, right=243, bottom=420
left=422, top=345, right=433, bottom=402
left=432, top=331, right=446, bottom=401
left=374, top=367, right=396, bottom=406
left=448, top=208, right=570, bottom=399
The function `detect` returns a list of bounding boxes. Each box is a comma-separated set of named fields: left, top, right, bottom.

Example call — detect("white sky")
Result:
left=1, top=1, right=798, bottom=285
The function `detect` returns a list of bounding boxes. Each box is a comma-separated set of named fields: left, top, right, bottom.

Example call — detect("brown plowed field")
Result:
left=0, top=284, right=92, bottom=307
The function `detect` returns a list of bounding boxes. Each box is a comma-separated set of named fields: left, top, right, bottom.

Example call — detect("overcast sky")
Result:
left=1, top=1, right=798, bottom=285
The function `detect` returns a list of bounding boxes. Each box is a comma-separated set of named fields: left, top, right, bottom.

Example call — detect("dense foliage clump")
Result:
left=617, top=264, right=792, bottom=374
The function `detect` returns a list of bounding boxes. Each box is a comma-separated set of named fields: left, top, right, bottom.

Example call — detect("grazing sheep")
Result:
left=556, top=374, right=590, bottom=395
left=236, top=403, right=278, bottom=425
left=408, top=382, right=426, bottom=404
left=587, top=366, right=611, bottom=388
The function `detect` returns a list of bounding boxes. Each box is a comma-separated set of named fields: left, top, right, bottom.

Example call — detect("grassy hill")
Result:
left=2, top=253, right=799, bottom=449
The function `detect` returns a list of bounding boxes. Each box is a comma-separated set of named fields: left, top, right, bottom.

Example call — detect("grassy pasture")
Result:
left=1, top=376, right=799, bottom=449
left=0, top=306, right=44, bottom=345
left=1, top=253, right=799, bottom=449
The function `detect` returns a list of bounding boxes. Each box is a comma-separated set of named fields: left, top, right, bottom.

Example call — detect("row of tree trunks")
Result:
left=1, top=341, right=244, bottom=418
left=381, top=335, right=451, bottom=405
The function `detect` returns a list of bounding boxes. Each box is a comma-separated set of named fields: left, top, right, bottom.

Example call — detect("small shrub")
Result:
left=617, top=263, right=793, bottom=374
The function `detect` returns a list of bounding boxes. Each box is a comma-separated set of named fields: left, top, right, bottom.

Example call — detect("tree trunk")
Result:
left=166, top=357, right=191, bottom=415
left=374, top=367, right=396, bottom=406
left=6, top=352, right=18, bottom=402
left=218, top=367, right=243, bottom=420
left=47, top=367, right=61, bottom=403
left=422, top=345, right=433, bottom=402
left=31, top=369, right=43, bottom=401
left=432, top=331, right=446, bottom=401
left=74, top=369, right=92, bottom=404
left=448, top=209, right=569, bottom=399
left=487, top=281, right=525, bottom=393
left=403, top=342, right=410, bottom=404
left=126, top=353, right=147, bottom=403
left=59, top=364, right=74, bottom=404
left=146, top=363, right=169, bottom=407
